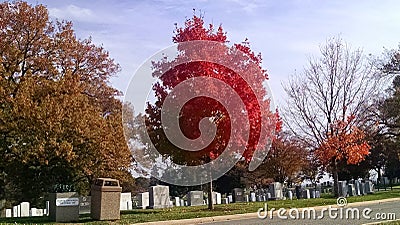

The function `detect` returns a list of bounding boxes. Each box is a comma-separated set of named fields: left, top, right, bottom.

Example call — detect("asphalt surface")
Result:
left=203, top=200, right=400, bottom=225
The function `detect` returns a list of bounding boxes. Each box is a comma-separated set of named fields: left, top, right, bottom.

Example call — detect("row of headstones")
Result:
left=380, top=177, right=400, bottom=185
left=136, top=183, right=287, bottom=209
left=338, top=180, right=374, bottom=197
left=1, top=192, right=134, bottom=218
left=3, top=202, right=47, bottom=218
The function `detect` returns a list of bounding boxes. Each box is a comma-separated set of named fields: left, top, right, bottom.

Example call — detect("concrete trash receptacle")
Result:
left=91, top=178, right=122, bottom=220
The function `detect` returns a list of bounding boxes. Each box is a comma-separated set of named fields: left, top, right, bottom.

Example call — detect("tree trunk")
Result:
left=333, top=160, right=339, bottom=197
left=208, top=180, right=214, bottom=210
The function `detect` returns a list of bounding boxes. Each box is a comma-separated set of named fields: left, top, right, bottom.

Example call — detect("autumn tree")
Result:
left=283, top=37, right=379, bottom=197
left=0, top=1, right=132, bottom=205
left=145, top=15, right=277, bottom=209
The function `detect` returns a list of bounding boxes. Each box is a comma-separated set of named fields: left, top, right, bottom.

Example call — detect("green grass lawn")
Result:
left=1, top=187, right=400, bottom=225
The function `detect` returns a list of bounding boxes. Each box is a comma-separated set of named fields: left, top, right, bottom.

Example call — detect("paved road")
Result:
left=204, top=200, right=400, bottom=225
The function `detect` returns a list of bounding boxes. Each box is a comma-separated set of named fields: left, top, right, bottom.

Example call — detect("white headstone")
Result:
left=20, top=202, right=29, bottom=217
left=45, top=201, right=50, bottom=216
left=137, top=192, right=150, bottom=209
left=149, top=185, right=170, bottom=209
left=302, top=189, right=310, bottom=199
left=120, top=192, right=133, bottom=210
left=175, top=197, right=180, bottom=206
left=13, top=205, right=20, bottom=217
left=250, top=192, right=256, bottom=202
left=5, top=209, right=12, bottom=218
left=287, top=191, right=293, bottom=200
left=227, top=195, right=233, bottom=203
left=180, top=199, right=184, bottom=207
left=215, top=192, right=221, bottom=204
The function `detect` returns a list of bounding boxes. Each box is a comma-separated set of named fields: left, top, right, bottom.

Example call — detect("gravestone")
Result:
left=30, top=208, right=44, bottom=217
left=45, top=201, right=50, bottom=216
left=245, top=195, right=249, bottom=202
left=180, top=199, right=184, bottom=207
left=315, top=191, right=321, bottom=198
left=338, top=181, right=348, bottom=197
left=381, top=177, right=389, bottom=185
left=302, top=189, right=310, bottom=199
left=222, top=198, right=229, bottom=204
left=13, top=205, right=20, bottom=217
left=187, top=191, right=203, bottom=206
left=149, top=185, right=170, bottom=209
left=175, top=197, right=180, bottom=206
left=287, top=190, right=293, bottom=200
left=348, top=184, right=356, bottom=196
left=310, top=189, right=316, bottom=198
left=137, top=192, right=149, bottom=209
left=295, top=186, right=301, bottom=199
left=213, top=192, right=221, bottom=205
left=360, top=182, right=365, bottom=195
left=269, top=182, right=283, bottom=199
left=120, top=193, right=133, bottom=210
left=5, top=209, right=11, bottom=218
left=354, top=180, right=361, bottom=196
left=227, top=195, right=233, bottom=203
left=365, top=181, right=374, bottom=194
left=79, top=196, right=91, bottom=214
left=20, top=202, right=30, bottom=217
left=232, top=188, right=244, bottom=202
left=250, top=192, right=256, bottom=202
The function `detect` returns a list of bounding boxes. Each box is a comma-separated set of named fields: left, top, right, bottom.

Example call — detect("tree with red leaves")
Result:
left=145, top=15, right=278, bottom=209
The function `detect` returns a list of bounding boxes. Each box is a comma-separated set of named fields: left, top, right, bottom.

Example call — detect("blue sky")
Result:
left=27, top=0, right=400, bottom=108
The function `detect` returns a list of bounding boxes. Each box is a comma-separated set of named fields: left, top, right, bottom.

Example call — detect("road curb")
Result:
left=132, top=197, right=400, bottom=225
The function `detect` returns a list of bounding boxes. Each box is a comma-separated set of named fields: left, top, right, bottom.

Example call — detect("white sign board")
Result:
left=55, top=198, right=79, bottom=206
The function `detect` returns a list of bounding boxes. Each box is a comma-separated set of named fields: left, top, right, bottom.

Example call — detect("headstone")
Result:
left=365, top=181, right=374, bottom=194
left=227, top=195, right=233, bottom=203
left=269, top=182, right=283, bottom=199
left=360, top=182, right=365, bottom=195
left=137, top=192, right=149, bottom=209
left=222, top=198, right=229, bottom=204
left=315, top=191, right=321, bottom=198
left=295, top=186, right=301, bottom=199
left=30, top=208, right=44, bottom=217
left=180, top=199, right=184, bottom=207
left=381, top=177, right=389, bottom=185
left=149, top=185, right=170, bottom=209
left=5, top=209, right=12, bottom=218
left=338, top=181, right=348, bottom=197
left=169, top=200, right=173, bottom=207
left=245, top=195, right=249, bottom=202
left=213, top=192, right=221, bottom=205
left=79, top=196, right=91, bottom=214
left=13, top=205, right=20, bottom=217
left=354, top=180, right=361, bottom=196
left=46, top=201, right=50, bottom=216
left=187, top=191, right=203, bottom=206
left=310, top=189, right=316, bottom=198
left=20, top=202, right=30, bottom=217
left=302, top=189, right=310, bottom=199
left=287, top=190, right=293, bottom=200
left=232, top=188, right=244, bottom=202
left=348, top=184, right=356, bottom=196
left=184, top=200, right=188, bottom=206
left=120, top=193, right=133, bottom=210
left=250, top=192, right=256, bottom=202
left=175, top=197, right=180, bottom=206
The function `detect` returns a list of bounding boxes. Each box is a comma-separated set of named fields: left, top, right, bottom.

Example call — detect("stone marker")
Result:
left=20, top=202, right=30, bottom=217
left=175, top=197, right=180, bottom=206
left=232, top=188, right=244, bottom=202
left=6, top=209, right=11, bottom=218
left=120, top=193, right=133, bottom=210
left=137, top=192, right=149, bottom=209
left=180, top=199, right=184, bottom=207
left=315, top=191, right=321, bottom=198
left=222, top=198, right=229, bottom=204
left=49, top=192, right=80, bottom=222
left=338, top=181, right=348, bottom=197
left=348, top=184, right=356, bottom=196
left=302, top=189, right=310, bottom=199
left=354, top=180, right=361, bottom=196
left=269, top=182, right=283, bottom=199
left=187, top=191, right=203, bottom=206
left=250, top=192, right=256, bottom=202
left=13, top=205, right=20, bottom=217
left=149, top=185, right=170, bottom=209
left=365, top=181, right=374, bottom=194
left=310, top=189, right=316, bottom=198
left=215, top=192, right=222, bottom=205
left=30, top=208, right=44, bottom=217
left=227, top=195, right=233, bottom=203
left=45, top=201, right=50, bottom=216
left=287, top=190, right=293, bottom=200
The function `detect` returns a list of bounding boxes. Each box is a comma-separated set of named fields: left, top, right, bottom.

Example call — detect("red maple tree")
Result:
left=146, top=15, right=278, bottom=209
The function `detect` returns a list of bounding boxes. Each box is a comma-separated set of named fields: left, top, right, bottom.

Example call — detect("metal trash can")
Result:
left=91, top=178, right=122, bottom=220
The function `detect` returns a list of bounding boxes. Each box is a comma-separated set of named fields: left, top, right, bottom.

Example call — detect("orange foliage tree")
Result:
left=316, top=116, right=370, bottom=196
